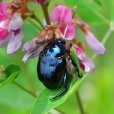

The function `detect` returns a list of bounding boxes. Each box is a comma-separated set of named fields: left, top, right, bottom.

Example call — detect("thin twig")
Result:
left=27, top=17, right=42, bottom=31
left=76, top=92, right=84, bottom=114
left=41, top=4, right=51, bottom=25
left=31, top=14, right=44, bottom=29
left=92, top=28, right=113, bottom=60
left=101, top=29, right=113, bottom=44
left=13, top=81, right=37, bottom=97
left=27, top=8, right=44, bottom=29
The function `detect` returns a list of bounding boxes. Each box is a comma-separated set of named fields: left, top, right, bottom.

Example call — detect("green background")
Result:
left=0, top=0, right=114, bottom=114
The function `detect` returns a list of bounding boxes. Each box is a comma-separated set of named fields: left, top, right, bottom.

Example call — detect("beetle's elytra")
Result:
left=37, top=39, right=82, bottom=101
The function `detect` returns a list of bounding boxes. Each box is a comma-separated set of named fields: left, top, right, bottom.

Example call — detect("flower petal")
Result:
left=0, top=28, right=8, bottom=40
left=74, top=46, right=95, bottom=72
left=22, top=38, right=38, bottom=52
left=8, top=13, right=23, bottom=30
left=0, top=31, right=13, bottom=47
left=74, top=46, right=83, bottom=60
left=22, top=45, right=44, bottom=63
left=50, top=5, right=72, bottom=24
left=86, top=31, right=105, bottom=54
left=7, top=30, right=24, bottom=54
left=22, top=52, right=33, bottom=63
left=80, top=53, right=95, bottom=72
left=42, top=19, right=47, bottom=27
left=0, top=19, right=9, bottom=29
left=0, top=0, right=8, bottom=21
left=63, top=24, right=76, bottom=40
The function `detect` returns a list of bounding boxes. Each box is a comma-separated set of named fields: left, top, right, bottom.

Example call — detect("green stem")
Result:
left=102, top=29, right=113, bottom=44
left=74, top=28, right=112, bottom=114
left=41, top=4, right=51, bottom=25
left=27, top=17, right=42, bottom=31
left=76, top=92, right=84, bottom=114
left=31, top=14, right=44, bottom=29
left=92, top=28, right=112, bottom=60
left=13, top=81, right=37, bottom=98
left=28, top=8, right=44, bottom=29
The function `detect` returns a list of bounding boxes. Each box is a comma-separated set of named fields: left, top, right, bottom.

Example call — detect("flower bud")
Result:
left=50, top=5, right=72, bottom=24
left=85, top=31, right=105, bottom=54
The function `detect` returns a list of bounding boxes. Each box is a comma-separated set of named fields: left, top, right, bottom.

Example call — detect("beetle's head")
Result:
left=56, top=38, right=66, bottom=45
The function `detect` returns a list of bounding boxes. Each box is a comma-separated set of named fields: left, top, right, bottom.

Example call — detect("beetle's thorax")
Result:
left=45, top=40, right=67, bottom=57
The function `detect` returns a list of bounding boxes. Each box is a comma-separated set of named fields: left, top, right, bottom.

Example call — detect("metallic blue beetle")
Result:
left=37, top=39, right=82, bottom=100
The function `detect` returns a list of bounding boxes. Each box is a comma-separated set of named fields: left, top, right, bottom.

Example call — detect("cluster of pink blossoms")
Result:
left=0, top=0, right=105, bottom=73
left=0, top=0, right=28, bottom=54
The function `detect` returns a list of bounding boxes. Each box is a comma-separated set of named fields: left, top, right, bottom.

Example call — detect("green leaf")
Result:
left=5, top=64, right=20, bottom=77
left=31, top=76, right=73, bottom=114
left=94, top=0, right=102, bottom=6
left=31, top=50, right=83, bottom=114
left=0, top=64, right=20, bottom=87
left=64, top=0, right=109, bottom=24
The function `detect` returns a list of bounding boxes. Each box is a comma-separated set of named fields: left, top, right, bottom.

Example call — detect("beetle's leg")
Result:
left=50, top=72, right=67, bottom=101
left=70, top=59, right=82, bottom=78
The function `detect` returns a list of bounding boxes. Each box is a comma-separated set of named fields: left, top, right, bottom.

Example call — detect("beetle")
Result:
left=37, top=38, right=82, bottom=101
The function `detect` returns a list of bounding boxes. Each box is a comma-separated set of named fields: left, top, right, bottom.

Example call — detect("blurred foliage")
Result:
left=0, top=64, right=20, bottom=87
left=0, top=0, right=114, bottom=114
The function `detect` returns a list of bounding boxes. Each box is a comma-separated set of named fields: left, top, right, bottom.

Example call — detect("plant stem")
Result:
left=92, top=28, right=113, bottom=60
left=13, top=81, right=37, bottom=97
left=102, top=29, right=113, bottom=45
left=31, top=14, right=44, bottom=29
left=76, top=92, right=84, bottom=114
left=75, top=28, right=113, bottom=114
left=28, top=8, right=44, bottom=29
left=41, top=4, right=51, bottom=25
left=27, top=17, right=42, bottom=31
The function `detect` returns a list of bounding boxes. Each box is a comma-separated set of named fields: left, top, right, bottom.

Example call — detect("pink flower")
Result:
left=50, top=5, right=75, bottom=40
left=50, top=5, right=72, bottom=24
left=85, top=31, right=105, bottom=54
left=0, top=28, right=8, bottom=40
left=8, top=13, right=23, bottom=30
left=74, top=46, right=95, bottom=72
left=75, top=18, right=105, bottom=55
left=22, top=38, right=38, bottom=52
left=0, top=13, right=24, bottom=54
left=7, top=29, right=24, bottom=54
left=60, top=24, right=76, bottom=40
left=0, top=0, right=8, bottom=21
left=22, top=38, right=45, bottom=63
